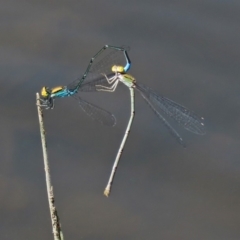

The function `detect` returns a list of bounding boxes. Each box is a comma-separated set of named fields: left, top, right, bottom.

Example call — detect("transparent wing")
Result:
left=78, top=74, right=114, bottom=92
left=136, top=90, right=186, bottom=147
left=72, top=95, right=116, bottom=126
left=135, top=82, right=206, bottom=135
left=67, top=45, right=129, bottom=92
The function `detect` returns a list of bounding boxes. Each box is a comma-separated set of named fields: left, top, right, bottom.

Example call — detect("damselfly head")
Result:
left=112, top=65, right=125, bottom=73
left=41, top=86, right=51, bottom=98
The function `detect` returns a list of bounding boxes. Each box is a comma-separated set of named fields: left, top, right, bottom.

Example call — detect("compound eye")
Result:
left=111, top=65, right=124, bottom=73
left=41, top=86, right=50, bottom=97
left=111, top=65, right=117, bottom=72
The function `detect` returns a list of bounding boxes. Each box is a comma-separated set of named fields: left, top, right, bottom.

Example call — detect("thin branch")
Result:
left=36, top=93, right=64, bottom=240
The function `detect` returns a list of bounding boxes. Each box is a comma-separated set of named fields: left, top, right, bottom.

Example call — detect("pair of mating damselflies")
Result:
left=40, top=45, right=205, bottom=197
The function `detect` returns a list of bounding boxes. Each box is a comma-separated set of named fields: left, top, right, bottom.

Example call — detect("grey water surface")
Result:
left=1, top=1, right=240, bottom=239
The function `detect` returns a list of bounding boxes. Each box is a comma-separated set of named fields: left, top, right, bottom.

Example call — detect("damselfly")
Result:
left=79, top=47, right=206, bottom=197
left=39, top=45, right=129, bottom=126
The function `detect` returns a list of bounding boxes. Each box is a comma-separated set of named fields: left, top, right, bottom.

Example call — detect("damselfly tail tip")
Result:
left=104, top=188, right=110, bottom=197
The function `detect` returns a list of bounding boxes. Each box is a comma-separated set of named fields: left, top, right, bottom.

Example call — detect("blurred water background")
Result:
left=1, top=1, right=240, bottom=239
